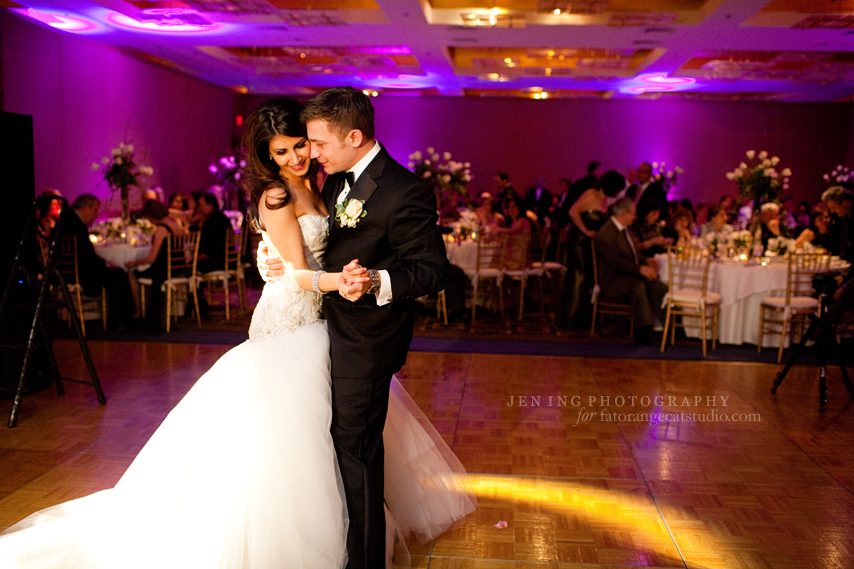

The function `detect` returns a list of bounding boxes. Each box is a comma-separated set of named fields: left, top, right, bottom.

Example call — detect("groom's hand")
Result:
left=256, top=240, right=284, bottom=283
left=338, top=260, right=371, bottom=302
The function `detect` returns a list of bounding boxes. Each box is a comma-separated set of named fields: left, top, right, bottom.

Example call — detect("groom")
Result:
left=269, top=87, right=448, bottom=568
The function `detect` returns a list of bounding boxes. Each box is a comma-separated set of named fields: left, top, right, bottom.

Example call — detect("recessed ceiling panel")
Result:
left=450, top=47, right=659, bottom=78
left=678, top=51, right=854, bottom=84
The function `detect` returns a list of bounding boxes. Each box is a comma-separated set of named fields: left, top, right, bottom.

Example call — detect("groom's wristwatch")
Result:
left=367, top=269, right=381, bottom=295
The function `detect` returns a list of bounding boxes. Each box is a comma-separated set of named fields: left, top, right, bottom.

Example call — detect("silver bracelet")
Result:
left=312, top=270, right=326, bottom=294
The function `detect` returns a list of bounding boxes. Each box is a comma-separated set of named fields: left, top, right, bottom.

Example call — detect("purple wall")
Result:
left=1, top=13, right=237, bottom=214
left=250, top=94, right=851, bottom=206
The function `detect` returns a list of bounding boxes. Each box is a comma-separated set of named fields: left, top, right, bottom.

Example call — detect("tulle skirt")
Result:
left=0, top=321, right=476, bottom=569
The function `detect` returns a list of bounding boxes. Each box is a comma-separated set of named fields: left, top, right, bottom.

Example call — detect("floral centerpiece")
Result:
left=823, top=165, right=852, bottom=188
left=408, top=148, right=473, bottom=212
left=209, top=154, right=246, bottom=211
left=651, top=161, right=684, bottom=191
left=91, top=216, right=156, bottom=243
left=725, top=150, right=791, bottom=252
left=766, top=236, right=795, bottom=257
left=726, top=150, right=790, bottom=207
left=92, top=142, right=154, bottom=222
left=451, top=209, right=481, bottom=241
left=729, top=230, right=752, bottom=250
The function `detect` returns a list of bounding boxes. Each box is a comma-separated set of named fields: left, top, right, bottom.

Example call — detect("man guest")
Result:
left=594, top=197, right=668, bottom=344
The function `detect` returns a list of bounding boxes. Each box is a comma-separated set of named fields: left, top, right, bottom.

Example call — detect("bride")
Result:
left=0, top=98, right=476, bottom=568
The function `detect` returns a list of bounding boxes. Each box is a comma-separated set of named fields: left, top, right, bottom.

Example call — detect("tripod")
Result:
left=0, top=201, right=105, bottom=427
left=771, top=293, right=854, bottom=413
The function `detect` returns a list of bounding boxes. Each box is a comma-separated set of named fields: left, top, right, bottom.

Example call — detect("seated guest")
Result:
left=631, top=199, right=670, bottom=259
left=195, top=192, right=232, bottom=273
left=475, top=192, right=500, bottom=228
left=824, top=186, right=854, bottom=261
left=758, top=202, right=791, bottom=250
left=36, top=191, right=63, bottom=241
left=126, top=200, right=177, bottom=333
left=692, top=203, right=708, bottom=235
left=594, top=197, right=668, bottom=344
left=795, top=204, right=838, bottom=254
left=497, top=197, right=534, bottom=270
left=61, top=195, right=136, bottom=330
left=662, top=208, right=694, bottom=249
left=794, top=200, right=812, bottom=236
left=699, top=204, right=734, bottom=241
left=167, top=192, right=193, bottom=232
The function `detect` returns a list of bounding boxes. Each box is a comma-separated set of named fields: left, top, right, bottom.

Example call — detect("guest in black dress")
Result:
left=631, top=199, right=671, bottom=259
left=558, top=170, right=624, bottom=330
left=794, top=204, right=838, bottom=254
left=127, top=200, right=175, bottom=332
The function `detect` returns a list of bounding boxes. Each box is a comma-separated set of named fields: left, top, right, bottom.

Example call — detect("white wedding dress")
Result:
left=0, top=215, right=476, bottom=569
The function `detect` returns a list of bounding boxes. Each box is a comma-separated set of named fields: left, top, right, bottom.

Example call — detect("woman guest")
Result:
left=795, top=204, right=838, bottom=254
left=663, top=208, right=694, bottom=249
left=699, top=204, right=734, bottom=241
left=632, top=199, right=671, bottom=258
left=126, top=200, right=177, bottom=332
left=559, top=170, right=622, bottom=330
left=475, top=192, right=500, bottom=228
left=167, top=192, right=193, bottom=232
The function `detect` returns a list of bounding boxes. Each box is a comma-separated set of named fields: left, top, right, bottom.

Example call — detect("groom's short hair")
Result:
left=301, top=86, right=375, bottom=142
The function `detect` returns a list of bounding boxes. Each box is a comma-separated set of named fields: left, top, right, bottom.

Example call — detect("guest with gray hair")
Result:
left=823, top=185, right=854, bottom=262
left=593, top=197, right=668, bottom=344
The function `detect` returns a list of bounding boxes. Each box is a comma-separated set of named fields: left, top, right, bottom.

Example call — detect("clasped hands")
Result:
left=256, top=242, right=371, bottom=302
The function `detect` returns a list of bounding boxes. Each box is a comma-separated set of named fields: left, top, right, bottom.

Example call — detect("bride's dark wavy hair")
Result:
left=240, top=97, right=311, bottom=231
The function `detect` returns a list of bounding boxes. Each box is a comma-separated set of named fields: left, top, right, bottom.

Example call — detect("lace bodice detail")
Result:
left=249, top=215, right=329, bottom=341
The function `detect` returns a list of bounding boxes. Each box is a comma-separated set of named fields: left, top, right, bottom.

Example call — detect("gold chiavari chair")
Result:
left=660, top=245, right=720, bottom=357
left=139, top=232, right=201, bottom=332
left=589, top=240, right=633, bottom=337
left=198, top=229, right=242, bottom=320
left=462, top=232, right=507, bottom=323
left=57, top=236, right=107, bottom=336
left=758, top=251, right=830, bottom=363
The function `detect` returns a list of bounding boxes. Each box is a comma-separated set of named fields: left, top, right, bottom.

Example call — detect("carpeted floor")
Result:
left=49, top=297, right=838, bottom=365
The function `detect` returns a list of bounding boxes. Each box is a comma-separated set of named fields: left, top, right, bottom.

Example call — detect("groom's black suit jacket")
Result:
left=322, top=144, right=448, bottom=379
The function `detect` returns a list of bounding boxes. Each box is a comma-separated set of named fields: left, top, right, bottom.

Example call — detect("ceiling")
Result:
left=7, top=0, right=854, bottom=101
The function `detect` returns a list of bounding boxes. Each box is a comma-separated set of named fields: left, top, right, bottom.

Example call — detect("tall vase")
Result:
left=120, top=186, right=130, bottom=224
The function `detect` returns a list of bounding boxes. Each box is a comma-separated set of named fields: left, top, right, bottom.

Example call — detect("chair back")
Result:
left=529, top=231, right=550, bottom=268
left=503, top=232, right=532, bottom=271
left=58, top=236, right=81, bottom=287
left=785, top=252, right=831, bottom=302
left=224, top=229, right=240, bottom=271
left=474, top=232, right=507, bottom=272
left=166, top=232, right=200, bottom=280
left=666, top=245, right=711, bottom=295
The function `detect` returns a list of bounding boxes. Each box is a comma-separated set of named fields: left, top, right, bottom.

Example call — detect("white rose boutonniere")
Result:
left=336, top=198, right=367, bottom=228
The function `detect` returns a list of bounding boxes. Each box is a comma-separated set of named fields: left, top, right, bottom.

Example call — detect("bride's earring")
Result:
left=268, top=155, right=273, bottom=161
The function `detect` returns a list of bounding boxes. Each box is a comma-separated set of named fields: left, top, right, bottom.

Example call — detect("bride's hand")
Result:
left=342, top=259, right=368, bottom=284
left=256, top=240, right=284, bottom=283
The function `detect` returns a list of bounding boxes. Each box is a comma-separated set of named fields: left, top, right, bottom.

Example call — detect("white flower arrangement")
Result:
left=725, top=150, right=790, bottom=206
left=729, top=230, right=752, bottom=249
left=408, top=148, right=473, bottom=211
left=451, top=208, right=481, bottom=239
left=92, top=142, right=154, bottom=220
left=823, top=165, right=852, bottom=186
left=650, top=161, right=684, bottom=190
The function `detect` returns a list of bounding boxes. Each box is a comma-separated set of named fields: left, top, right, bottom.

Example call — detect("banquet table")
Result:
left=94, top=242, right=151, bottom=271
left=446, top=239, right=478, bottom=272
left=656, top=254, right=849, bottom=347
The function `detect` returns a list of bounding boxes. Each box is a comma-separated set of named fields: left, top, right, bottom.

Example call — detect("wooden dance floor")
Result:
left=2, top=340, right=854, bottom=568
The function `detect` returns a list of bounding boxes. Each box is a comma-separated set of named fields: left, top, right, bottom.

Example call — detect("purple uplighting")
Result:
left=14, top=8, right=99, bottom=33
left=620, top=74, right=697, bottom=95
left=105, top=12, right=224, bottom=34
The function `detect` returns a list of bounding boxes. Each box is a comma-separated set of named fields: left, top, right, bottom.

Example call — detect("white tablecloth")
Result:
left=446, top=241, right=478, bottom=272
left=95, top=243, right=151, bottom=271
left=657, top=256, right=790, bottom=347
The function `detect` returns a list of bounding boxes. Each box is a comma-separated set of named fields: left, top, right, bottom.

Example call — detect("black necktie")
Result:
left=344, top=171, right=355, bottom=189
